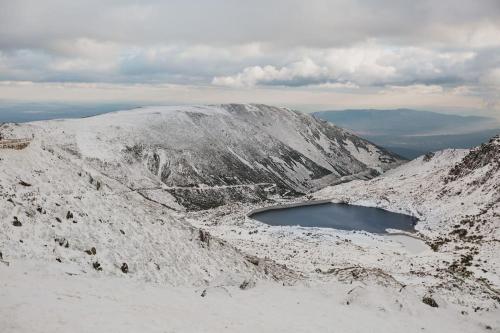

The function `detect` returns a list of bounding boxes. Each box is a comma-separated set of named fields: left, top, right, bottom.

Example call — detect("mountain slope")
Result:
left=2, top=104, right=402, bottom=210
left=315, top=135, right=500, bottom=288
left=0, top=133, right=288, bottom=286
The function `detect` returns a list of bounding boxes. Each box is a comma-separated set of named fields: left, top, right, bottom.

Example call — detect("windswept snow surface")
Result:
left=1, top=260, right=497, bottom=333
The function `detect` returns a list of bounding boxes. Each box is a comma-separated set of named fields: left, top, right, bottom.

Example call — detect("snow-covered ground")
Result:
left=2, top=260, right=497, bottom=333
left=0, top=107, right=498, bottom=332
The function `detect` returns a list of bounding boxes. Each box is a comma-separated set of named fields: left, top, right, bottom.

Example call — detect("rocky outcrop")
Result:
left=446, top=135, right=500, bottom=184
left=0, top=138, right=32, bottom=150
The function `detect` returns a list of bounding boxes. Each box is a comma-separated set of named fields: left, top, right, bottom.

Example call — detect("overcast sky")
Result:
left=1, top=0, right=500, bottom=115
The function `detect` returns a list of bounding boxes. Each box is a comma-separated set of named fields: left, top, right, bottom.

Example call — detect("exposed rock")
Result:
left=422, top=296, right=439, bottom=308
left=85, top=247, right=97, bottom=255
left=12, top=217, right=22, bottom=227
left=54, top=237, right=69, bottom=248
left=199, top=230, right=210, bottom=247
left=423, top=152, right=435, bottom=162
left=121, top=263, right=128, bottom=274
left=246, top=255, right=260, bottom=266
left=446, top=135, right=500, bottom=184
left=324, top=266, right=403, bottom=288
left=239, top=279, right=256, bottom=290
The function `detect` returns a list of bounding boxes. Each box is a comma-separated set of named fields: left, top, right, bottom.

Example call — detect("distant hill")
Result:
left=313, top=109, right=500, bottom=159
left=0, top=101, right=142, bottom=123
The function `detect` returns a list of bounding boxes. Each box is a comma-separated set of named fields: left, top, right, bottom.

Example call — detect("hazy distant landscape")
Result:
left=0, top=101, right=142, bottom=123
left=314, top=109, right=500, bottom=158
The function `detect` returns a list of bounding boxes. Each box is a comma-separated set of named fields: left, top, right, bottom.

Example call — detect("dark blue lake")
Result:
left=250, top=203, right=417, bottom=233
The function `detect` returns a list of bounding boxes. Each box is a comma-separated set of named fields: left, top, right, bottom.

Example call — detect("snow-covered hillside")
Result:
left=0, top=115, right=299, bottom=285
left=315, top=135, right=500, bottom=290
left=0, top=104, right=401, bottom=210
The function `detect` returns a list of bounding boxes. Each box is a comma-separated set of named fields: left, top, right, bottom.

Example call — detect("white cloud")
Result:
left=212, top=44, right=477, bottom=88
left=213, top=58, right=327, bottom=87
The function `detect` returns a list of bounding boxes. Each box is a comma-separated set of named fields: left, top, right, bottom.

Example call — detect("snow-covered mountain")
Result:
left=0, top=108, right=498, bottom=332
left=1, top=104, right=402, bottom=210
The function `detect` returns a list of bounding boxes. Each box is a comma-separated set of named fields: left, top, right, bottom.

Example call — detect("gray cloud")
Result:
left=2, top=0, right=500, bottom=49
left=0, top=0, right=499, bottom=110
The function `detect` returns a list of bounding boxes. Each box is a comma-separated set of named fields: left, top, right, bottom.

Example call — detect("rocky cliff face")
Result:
left=2, top=104, right=403, bottom=210
left=446, top=135, right=500, bottom=185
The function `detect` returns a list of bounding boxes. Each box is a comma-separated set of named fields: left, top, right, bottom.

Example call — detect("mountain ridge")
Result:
left=1, top=104, right=403, bottom=210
